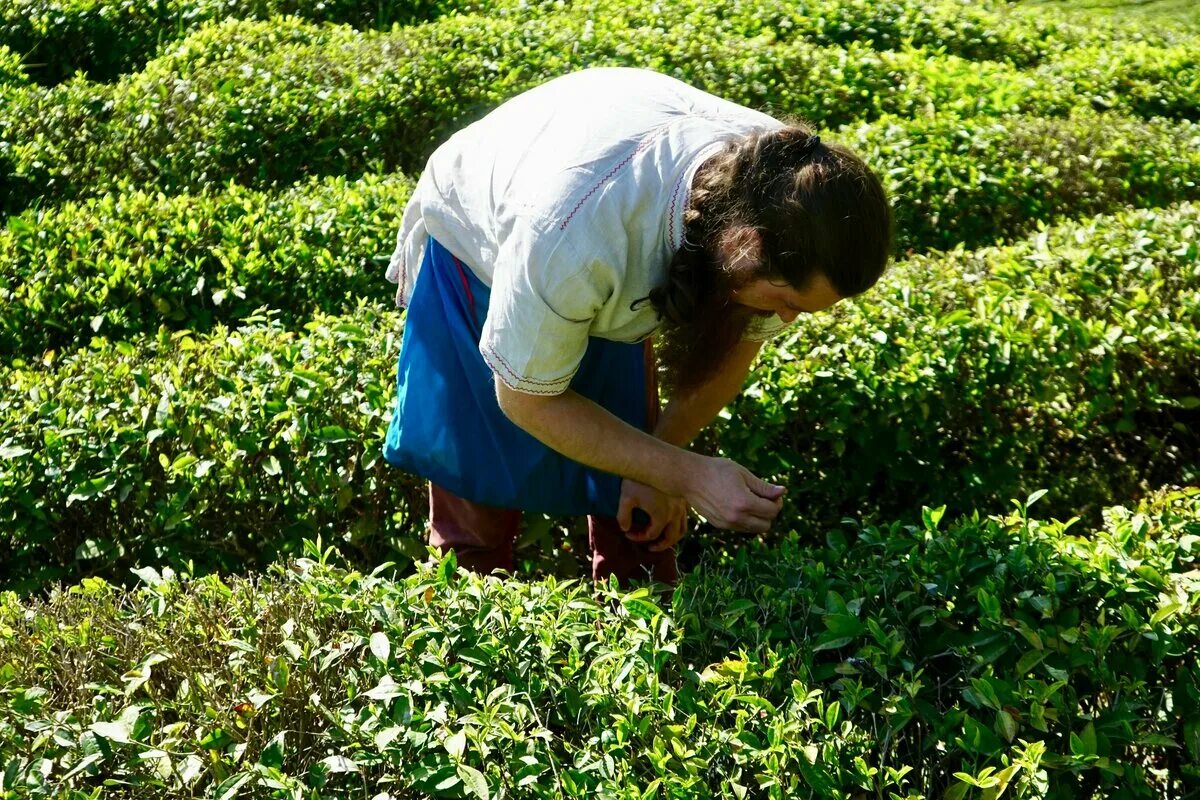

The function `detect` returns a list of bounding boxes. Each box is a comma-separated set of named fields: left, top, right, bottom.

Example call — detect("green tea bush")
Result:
left=0, top=14, right=573, bottom=213
left=1040, top=41, right=1200, bottom=122
left=0, top=485, right=1195, bottom=796
left=846, top=109, right=1200, bottom=253
left=579, top=0, right=1176, bottom=68
left=0, top=0, right=1120, bottom=89
left=2, top=8, right=1196, bottom=216
left=0, top=303, right=422, bottom=595
left=10, top=106, right=1199, bottom=360
left=717, top=202, right=1200, bottom=536
left=9, top=0, right=1188, bottom=91
left=610, top=0, right=1200, bottom=123
left=0, top=44, right=25, bottom=85
left=0, top=172, right=412, bottom=358
left=2, top=204, right=1195, bottom=594
left=0, top=0, right=460, bottom=86
left=673, top=484, right=1200, bottom=795
left=0, top=77, right=113, bottom=216
left=0, top=0, right=163, bottom=87
left=592, top=30, right=1056, bottom=122
left=593, top=29, right=1195, bottom=126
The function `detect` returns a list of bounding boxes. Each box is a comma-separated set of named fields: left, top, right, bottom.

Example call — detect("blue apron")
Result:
left=383, top=235, right=650, bottom=518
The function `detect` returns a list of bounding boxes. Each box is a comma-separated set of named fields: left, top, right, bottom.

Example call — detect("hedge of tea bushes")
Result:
left=3, top=203, right=1197, bottom=594
left=585, top=0, right=1179, bottom=68
left=0, top=0, right=176, bottom=87
left=0, top=43, right=25, bottom=85
left=4, top=4, right=1200, bottom=217
left=600, top=28, right=1200, bottom=127
left=668, top=484, right=1200, bottom=795
left=0, top=14, right=573, bottom=215
left=0, top=485, right=1195, bottom=797
left=0, top=0, right=1164, bottom=88
left=1037, top=40, right=1200, bottom=122
left=848, top=109, right=1200, bottom=254
left=714, top=201, right=1200, bottom=539
left=5, top=109, right=1198, bottom=362
left=0, top=171, right=412, bottom=359
left=603, top=1, right=1200, bottom=119
left=0, top=303, right=422, bottom=595
left=0, top=0, right=464, bottom=86
left=0, top=76, right=115, bottom=218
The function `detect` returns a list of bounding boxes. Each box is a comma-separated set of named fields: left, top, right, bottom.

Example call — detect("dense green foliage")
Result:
left=3, top=204, right=1195, bottom=595
left=1, top=486, right=1196, bottom=797
left=1, top=0, right=1198, bottom=794
left=1040, top=41, right=1200, bottom=121
left=0, top=44, right=23, bottom=85
left=0, top=304, right=415, bottom=594
left=2, top=5, right=1198, bottom=216
left=0, top=172, right=409, bottom=356
left=718, top=202, right=1200, bottom=532
left=2, top=0, right=1174, bottom=88
left=849, top=109, right=1200, bottom=253
left=0, top=0, right=459, bottom=86
left=0, top=77, right=114, bottom=216
left=1021, top=0, right=1199, bottom=32
left=587, top=0, right=1138, bottom=66
left=6, top=111, right=1200, bottom=357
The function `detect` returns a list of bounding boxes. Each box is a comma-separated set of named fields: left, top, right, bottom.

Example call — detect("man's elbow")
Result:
left=494, top=374, right=555, bottom=425
left=494, top=377, right=521, bottom=422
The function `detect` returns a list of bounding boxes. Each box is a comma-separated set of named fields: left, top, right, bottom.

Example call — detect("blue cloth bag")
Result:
left=384, top=235, right=649, bottom=518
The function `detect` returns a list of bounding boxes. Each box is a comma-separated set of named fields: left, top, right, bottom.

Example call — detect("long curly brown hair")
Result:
left=650, top=117, right=894, bottom=398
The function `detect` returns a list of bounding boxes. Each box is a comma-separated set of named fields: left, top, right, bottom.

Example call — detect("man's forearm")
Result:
left=652, top=338, right=764, bottom=449
left=501, top=387, right=703, bottom=498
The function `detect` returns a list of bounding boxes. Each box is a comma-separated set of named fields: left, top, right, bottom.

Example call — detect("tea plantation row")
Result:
left=0, top=485, right=1195, bottom=797
left=2, top=202, right=1195, bottom=594
left=5, top=104, right=1200, bottom=359
left=1, top=0, right=1196, bottom=795
left=0, top=0, right=1176, bottom=87
left=1, top=7, right=1197, bottom=216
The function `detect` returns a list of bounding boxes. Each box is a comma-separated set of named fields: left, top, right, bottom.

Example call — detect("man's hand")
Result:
left=684, top=457, right=786, bottom=533
left=617, top=478, right=689, bottom=552
left=490, top=374, right=783, bottom=537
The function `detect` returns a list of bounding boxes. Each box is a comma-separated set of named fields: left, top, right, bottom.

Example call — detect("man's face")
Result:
left=730, top=273, right=843, bottom=323
left=713, top=225, right=843, bottom=322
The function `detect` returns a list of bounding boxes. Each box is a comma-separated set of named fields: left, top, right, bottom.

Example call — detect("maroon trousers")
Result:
left=426, top=338, right=679, bottom=590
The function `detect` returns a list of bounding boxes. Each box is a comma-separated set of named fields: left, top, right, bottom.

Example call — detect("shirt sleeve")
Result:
left=741, top=311, right=795, bottom=342
left=479, top=224, right=608, bottom=396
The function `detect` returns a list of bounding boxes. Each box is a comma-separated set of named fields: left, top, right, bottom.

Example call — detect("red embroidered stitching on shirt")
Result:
left=481, top=346, right=574, bottom=394
left=668, top=171, right=685, bottom=250
left=558, top=125, right=673, bottom=232
left=482, top=344, right=576, bottom=386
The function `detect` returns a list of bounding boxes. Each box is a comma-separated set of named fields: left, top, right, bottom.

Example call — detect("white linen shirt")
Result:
left=385, top=66, right=794, bottom=396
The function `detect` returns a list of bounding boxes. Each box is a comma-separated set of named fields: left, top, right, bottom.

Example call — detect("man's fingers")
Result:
left=617, top=495, right=635, bottom=532
left=733, top=517, right=771, bottom=534
left=743, top=492, right=784, bottom=520
left=629, top=514, right=663, bottom=541
left=650, top=515, right=684, bottom=552
left=748, top=475, right=786, bottom=500
left=649, top=521, right=668, bottom=542
left=625, top=509, right=663, bottom=542
left=652, top=520, right=672, bottom=551
left=726, top=505, right=775, bottom=533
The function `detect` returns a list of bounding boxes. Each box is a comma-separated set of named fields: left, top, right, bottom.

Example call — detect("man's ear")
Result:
left=716, top=225, right=763, bottom=271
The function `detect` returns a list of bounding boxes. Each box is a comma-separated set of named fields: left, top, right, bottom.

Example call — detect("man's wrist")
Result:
left=656, top=444, right=703, bottom=497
